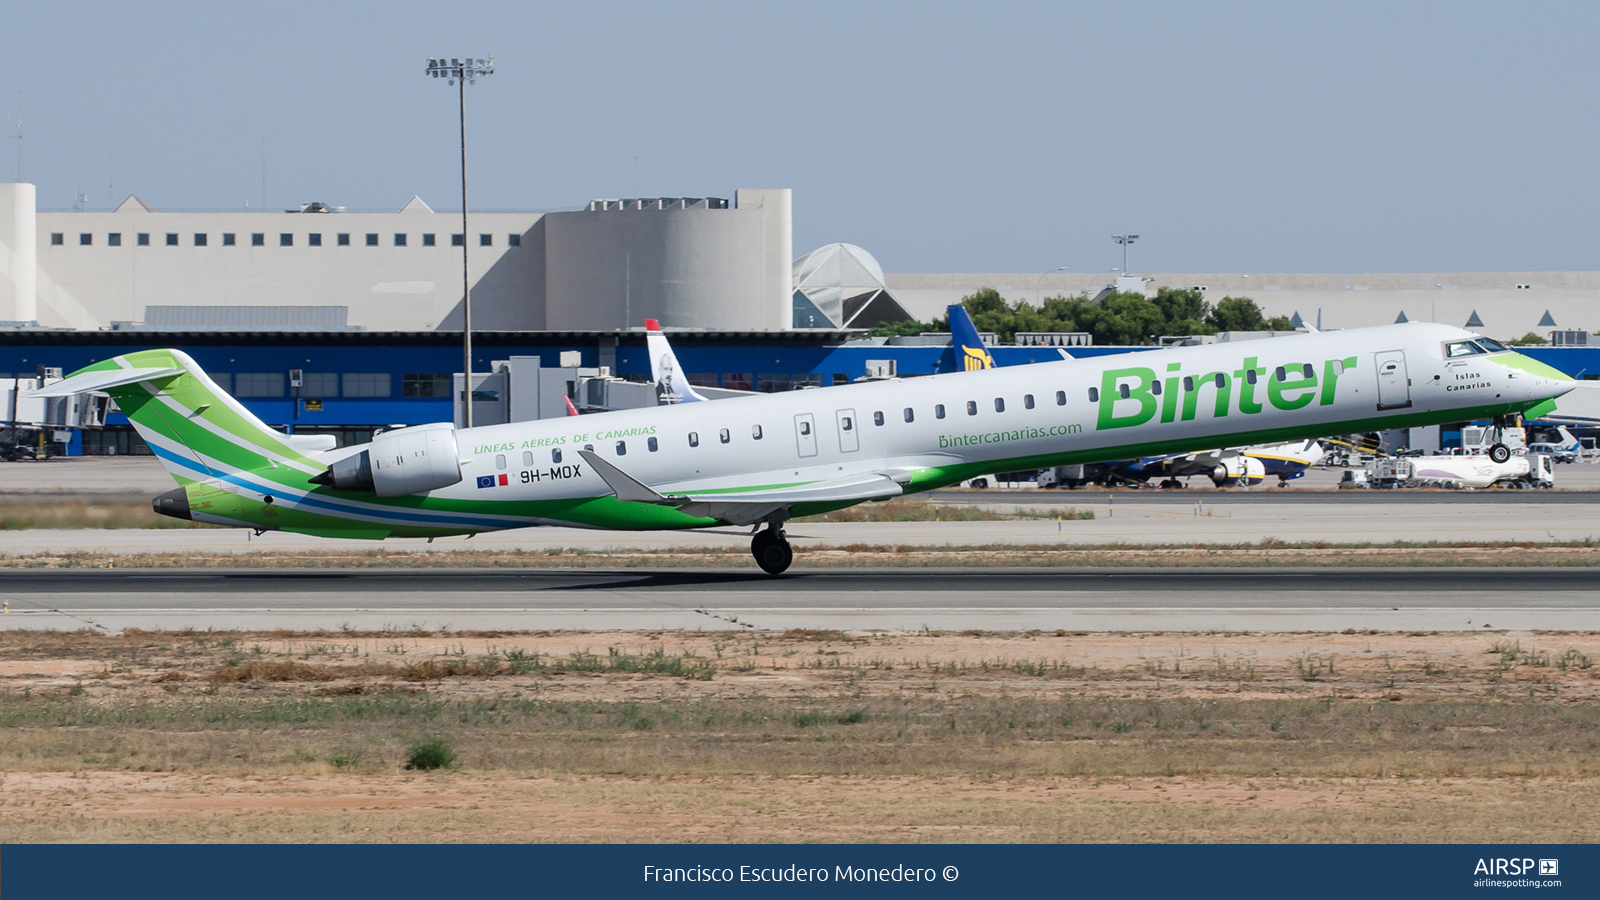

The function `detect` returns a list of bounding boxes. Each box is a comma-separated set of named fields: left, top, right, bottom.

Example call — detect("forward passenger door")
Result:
left=1375, top=350, right=1411, bottom=410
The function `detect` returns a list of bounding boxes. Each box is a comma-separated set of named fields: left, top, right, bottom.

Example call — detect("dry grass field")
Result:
left=0, top=495, right=1076, bottom=531
left=0, top=495, right=215, bottom=530
left=1, top=627, right=1598, bottom=843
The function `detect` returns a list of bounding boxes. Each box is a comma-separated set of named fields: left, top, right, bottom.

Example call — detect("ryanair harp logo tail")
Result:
left=948, top=303, right=996, bottom=371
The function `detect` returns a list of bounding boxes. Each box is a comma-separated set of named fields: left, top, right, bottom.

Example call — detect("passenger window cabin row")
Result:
left=877, top=391, right=1067, bottom=423
left=495, top=364, right=1323, bottom=474
left=489, top=358, right=1341, bottom=479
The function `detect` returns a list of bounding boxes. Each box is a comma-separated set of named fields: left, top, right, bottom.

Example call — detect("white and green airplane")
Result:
left=36, top=323, right=1572, bottom=573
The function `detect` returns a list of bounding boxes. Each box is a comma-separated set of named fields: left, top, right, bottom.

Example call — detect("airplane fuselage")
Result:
left=363, top=322, right=1562, bottom=527
left=78, top=322, right=1569, bottom=548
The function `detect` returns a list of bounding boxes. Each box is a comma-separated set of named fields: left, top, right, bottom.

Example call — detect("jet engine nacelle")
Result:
left=311, top=423, right=463, bottom=497
left=1210, top=456, right=1266, bottom=487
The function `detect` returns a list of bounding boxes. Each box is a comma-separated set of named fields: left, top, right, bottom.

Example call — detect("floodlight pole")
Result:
left=458, top=72, right=471, bottom=427
left=1112, top=234, right=1139, bottom=275
left=426, top=56, right=494, bottom=427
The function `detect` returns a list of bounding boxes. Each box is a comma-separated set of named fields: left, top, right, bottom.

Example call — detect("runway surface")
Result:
left=954, top=489, right=1600, bottom=505
left=2, top=567, right=1595, bottom=633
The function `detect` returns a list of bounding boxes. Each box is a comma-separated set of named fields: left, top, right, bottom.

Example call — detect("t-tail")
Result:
left=645, top=318, right=708, bottom=403
left=33, top=349, right=338, bottom=518
left=948, top=304, right=995, bottom=372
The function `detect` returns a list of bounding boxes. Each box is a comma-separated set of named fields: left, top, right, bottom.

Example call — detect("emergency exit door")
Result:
left=794, top=413, right=818, bottom=458
left=836, top=409, right=859, bottom=452
left=1374, top=350, right=1411, bottom=410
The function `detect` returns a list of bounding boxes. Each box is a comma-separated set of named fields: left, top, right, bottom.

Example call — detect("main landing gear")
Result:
left=751, top=524, right=793, bottom=575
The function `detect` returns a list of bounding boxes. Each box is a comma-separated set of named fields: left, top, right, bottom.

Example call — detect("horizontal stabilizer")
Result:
left=30, top=367, right=186, bottom=398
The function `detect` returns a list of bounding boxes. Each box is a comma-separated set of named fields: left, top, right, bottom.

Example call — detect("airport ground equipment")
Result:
left=1369, top=453, right=1553, bottom=489
left=1, top=368, right=109, bottom=459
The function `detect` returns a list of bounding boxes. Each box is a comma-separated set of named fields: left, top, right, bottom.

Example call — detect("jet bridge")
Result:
left=1, top=368, right=111, bottom=459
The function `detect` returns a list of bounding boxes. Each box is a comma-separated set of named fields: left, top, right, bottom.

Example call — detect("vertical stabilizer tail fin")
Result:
left=44, top=350, right=320, bottom=485
left=645, top=318, right=708, bottom=403
left=948, top=304, right=996, bottom=371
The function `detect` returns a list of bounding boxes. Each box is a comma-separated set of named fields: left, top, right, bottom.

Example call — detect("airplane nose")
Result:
left=1505, top=352, right=1576, bottom=399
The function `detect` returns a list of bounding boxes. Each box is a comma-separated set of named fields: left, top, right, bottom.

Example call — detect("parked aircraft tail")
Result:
left=645, top=318, right=708, bottom=404
left=947, top=304, right=995, bottom=372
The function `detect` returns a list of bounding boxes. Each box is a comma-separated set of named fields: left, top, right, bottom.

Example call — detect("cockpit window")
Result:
left=1474, top=336, right=1508, bottom=352
left=1445, top=340, right=1486, bottom=358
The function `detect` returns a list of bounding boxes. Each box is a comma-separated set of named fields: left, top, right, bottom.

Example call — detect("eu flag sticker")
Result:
left=476, top=475, right=495, bottom=489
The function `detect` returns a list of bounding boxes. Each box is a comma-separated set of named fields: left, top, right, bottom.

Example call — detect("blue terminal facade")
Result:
left=0, top=329, right=1584, bottom=456
left=0, top=330, right=1151, bottom=455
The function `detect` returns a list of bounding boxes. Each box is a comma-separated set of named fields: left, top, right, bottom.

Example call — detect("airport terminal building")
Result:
left=0, top=183, right=795, bottom=333
left=1, top=180, right=1596, bottom=455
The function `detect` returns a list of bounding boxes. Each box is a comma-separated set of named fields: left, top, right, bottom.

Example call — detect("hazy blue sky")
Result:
left=3, top=1, right=1597, bottom=274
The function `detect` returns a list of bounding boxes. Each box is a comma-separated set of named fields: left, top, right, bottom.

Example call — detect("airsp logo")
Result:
left=1473, top=858, right=1547, bottom=876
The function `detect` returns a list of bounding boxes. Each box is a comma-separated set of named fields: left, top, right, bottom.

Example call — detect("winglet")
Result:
left=577, top=450, right=668, bottom=504
left=645, top=318, right=661, bottom=332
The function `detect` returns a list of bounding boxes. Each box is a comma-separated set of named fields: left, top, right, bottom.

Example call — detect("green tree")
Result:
left=1089, top=292, right=1169, bottom=345
left=936, top=285, right=1301, bottom=346
left=1206, top=296, right=1294, bottom=333
left=1505, top=332, right=1549, bottom=346
left=954, top=288, right=1026, bottom=341
left=1151, top=287, right=1212, bottom=337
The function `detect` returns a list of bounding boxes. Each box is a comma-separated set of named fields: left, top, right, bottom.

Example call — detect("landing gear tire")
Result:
left=751, top=528, right=793, bottom=575
left=1159, top=479, right=1182, bottom=489
left=1488, top=443, right=1511, bottom=463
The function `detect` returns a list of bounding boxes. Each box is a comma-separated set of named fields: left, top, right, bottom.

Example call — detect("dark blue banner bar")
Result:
left=4, top=844, right=1591, bottom=899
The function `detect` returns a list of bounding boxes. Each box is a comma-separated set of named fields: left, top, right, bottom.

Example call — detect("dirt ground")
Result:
left=2, top=628, right=1598, bottom=843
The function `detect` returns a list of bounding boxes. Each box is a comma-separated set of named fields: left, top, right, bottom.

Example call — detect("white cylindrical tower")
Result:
left=0, top=183, right=38, bottom=324
left=543, top=191, right=796, bottom=331
left=736, top=188, right=792, bottom=330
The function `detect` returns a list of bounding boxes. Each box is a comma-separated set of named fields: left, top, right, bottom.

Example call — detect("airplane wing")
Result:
left=578, top=449, right=906, bottom=525
left=1117, top=449, right=1235, bottom=476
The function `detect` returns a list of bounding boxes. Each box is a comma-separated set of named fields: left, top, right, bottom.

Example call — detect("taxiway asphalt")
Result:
left=1, top=567, right=1593, bottom=634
